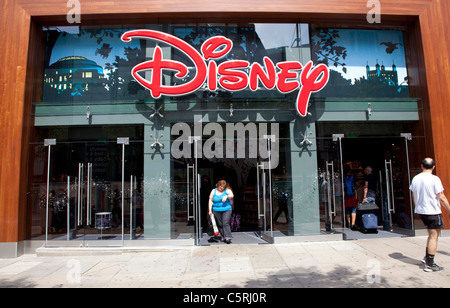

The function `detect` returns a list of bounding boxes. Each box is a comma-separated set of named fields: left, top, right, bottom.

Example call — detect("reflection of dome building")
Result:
left=44, top=56, right=105, bottom=95
left=366, top=61, right=398, bottom=86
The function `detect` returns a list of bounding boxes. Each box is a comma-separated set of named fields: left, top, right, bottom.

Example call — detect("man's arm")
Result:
left=363, top=182, right=368, bottom=201
left=438, top=192, right=450, bottom=214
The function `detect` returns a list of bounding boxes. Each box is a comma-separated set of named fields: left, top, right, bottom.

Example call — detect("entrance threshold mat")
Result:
left=199, top=232, right=268, bottom=245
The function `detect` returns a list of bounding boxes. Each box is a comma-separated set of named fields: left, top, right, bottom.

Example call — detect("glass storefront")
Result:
left=27, top=22, right=426, bottom=246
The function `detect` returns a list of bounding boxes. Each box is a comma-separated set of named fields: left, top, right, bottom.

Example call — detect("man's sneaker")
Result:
left=424, top=263, right=444, bottom=272
left=421, top=256, right=426, bottom=264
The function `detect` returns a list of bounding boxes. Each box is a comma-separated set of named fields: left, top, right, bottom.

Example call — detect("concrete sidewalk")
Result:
left=1, top=236, right=450, bottom=288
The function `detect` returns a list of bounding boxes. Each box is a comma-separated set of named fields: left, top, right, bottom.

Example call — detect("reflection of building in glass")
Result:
left=44, top=56, right=105, bottom=96
left=366, top=61, right=398, bottom=86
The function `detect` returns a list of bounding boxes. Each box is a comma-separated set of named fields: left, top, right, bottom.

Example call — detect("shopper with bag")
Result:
left=208, top=180, right=234, bottom=244
left=343, top=168, right=358, bottom=230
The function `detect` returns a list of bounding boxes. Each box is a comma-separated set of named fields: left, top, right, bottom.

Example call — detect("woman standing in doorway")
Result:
left=208, top=180, right=234, bottom=244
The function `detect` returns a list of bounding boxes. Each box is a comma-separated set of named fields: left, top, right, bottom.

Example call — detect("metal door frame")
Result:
left=43, top=138, right=130, bottom=247
left=188, top=136, right=202, bottom=245
left=321, top=134, right=345, bottom=232
left=338, top=134, right=414, bottom=236
left=383, top=133, right=414, bottom=236
left=256, top=135, right=276, bottom=244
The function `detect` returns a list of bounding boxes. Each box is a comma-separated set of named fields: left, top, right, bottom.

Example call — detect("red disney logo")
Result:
left=121, top=30, right=329, bottom=117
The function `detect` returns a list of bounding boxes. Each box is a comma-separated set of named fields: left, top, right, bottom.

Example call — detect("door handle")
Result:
left=86, top=162, right=92, bottom=225
left=326, top=162, right=336, bottom=215
left=77, top=163, right=83, bottom=226
left=67, top=176, right=71, bottom=240
left=385, top=160, right=395, bottom=214
left=257, top=163, right=265, bottom=219
left=187, top=164, right=194, bottom=221
left=388, top=161, right=396, bottom=214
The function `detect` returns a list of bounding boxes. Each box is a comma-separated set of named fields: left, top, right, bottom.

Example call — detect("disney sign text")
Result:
left=121, top=30, right=329, bottom=117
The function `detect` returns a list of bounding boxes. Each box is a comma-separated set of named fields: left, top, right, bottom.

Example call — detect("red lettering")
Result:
left=122, top=30, right=207, bottom=97
left=122, top=30, right=329, bottom=115
left=276, top=62, right=302, bottom=93
left=208, top=60, right=218, bottom=91
left=249, top=57, right=276, bottom=91
left=296, top=61, right=330, bottom=117
left=218, top=60, right=250, bottom=91
left=132, top=46, right=188, bottom=98
left=201, top=36, right=233, bottom=60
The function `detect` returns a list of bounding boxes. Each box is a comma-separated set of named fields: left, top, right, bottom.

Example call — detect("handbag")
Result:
left=209, top=214, right=219, bottom=236
left=357, top=201, right=379, bottom=211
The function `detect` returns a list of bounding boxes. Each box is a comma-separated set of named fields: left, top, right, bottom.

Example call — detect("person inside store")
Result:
left=274, top=187, right=291, bottom=224
left=363, top=166, right=377, bottom=203
left=208, top=180, right=234, bottom=244
left=343, top=167, right=358, bottom=230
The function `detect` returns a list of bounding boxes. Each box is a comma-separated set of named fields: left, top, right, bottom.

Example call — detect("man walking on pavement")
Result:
left=410, top=158, right=450, bottom=272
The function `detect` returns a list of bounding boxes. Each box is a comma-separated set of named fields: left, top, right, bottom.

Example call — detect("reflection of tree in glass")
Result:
left=105, top=46, right=146, bottom=97
left=310, top=28, right=409, bottom=98
left=95, top=43, right=113, bottom=59
left=176, top=25, right=266, bottom=64
left=380, top=42, right=401, bottom=54
left=311, top=29, right=348, bottom=74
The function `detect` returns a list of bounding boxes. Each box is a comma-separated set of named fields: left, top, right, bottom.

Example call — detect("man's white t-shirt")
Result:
left=409, top=172, right=444, bottom=215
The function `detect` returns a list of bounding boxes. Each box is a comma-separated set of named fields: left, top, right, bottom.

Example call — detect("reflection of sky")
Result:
left=254, top=24, right=309, bottom=49
left=49, top=28, right=140, bottom=71
left=315, top=29, right=408, bottom=84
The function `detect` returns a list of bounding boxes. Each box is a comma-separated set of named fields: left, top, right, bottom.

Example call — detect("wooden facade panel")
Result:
left=1, top=0, right=450, bottom=242
left=418, top=0, right=450, bottom=227
left=0, top=0, right=31, bottom=242
left=17, top=0, right=431, bottom=17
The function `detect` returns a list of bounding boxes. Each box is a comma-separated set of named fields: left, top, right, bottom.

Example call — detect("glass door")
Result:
left=187, top=161, right=202, bottom=245
left=75, top=158, right=123, bottom=246
left=62, top=141, right=128, bottom=246
left=256, top=135, right=276, bottom=243
left=382, top=135, right=414, bottom=236
left=257, top=162, right=273, bottom=243
left=40, top=139, right=143, bottom=247
left=318, top=134, right=345, bottom=232
left=186, top=136, right=202, bottom=245
left=30, top=126, right=144, bottom=245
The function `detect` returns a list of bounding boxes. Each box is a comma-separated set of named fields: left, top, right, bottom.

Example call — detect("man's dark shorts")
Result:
left=419, top=214, right=445, bottom=229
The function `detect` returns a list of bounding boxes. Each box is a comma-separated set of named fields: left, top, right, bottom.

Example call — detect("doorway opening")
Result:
left=171, top=122, right=292, bottom=245
left=341, top=137, right=414, bottom=237
left=173, top=158, right=279, bottom=245
left=317, top=125, right=417, bottom=240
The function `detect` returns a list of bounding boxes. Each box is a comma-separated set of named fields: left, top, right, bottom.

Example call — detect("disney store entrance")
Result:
left=176, top=159, right=277, bottom=245
left=171, top=123, right=291, bottom=245
left=317, top=122, right=424, bottom=239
